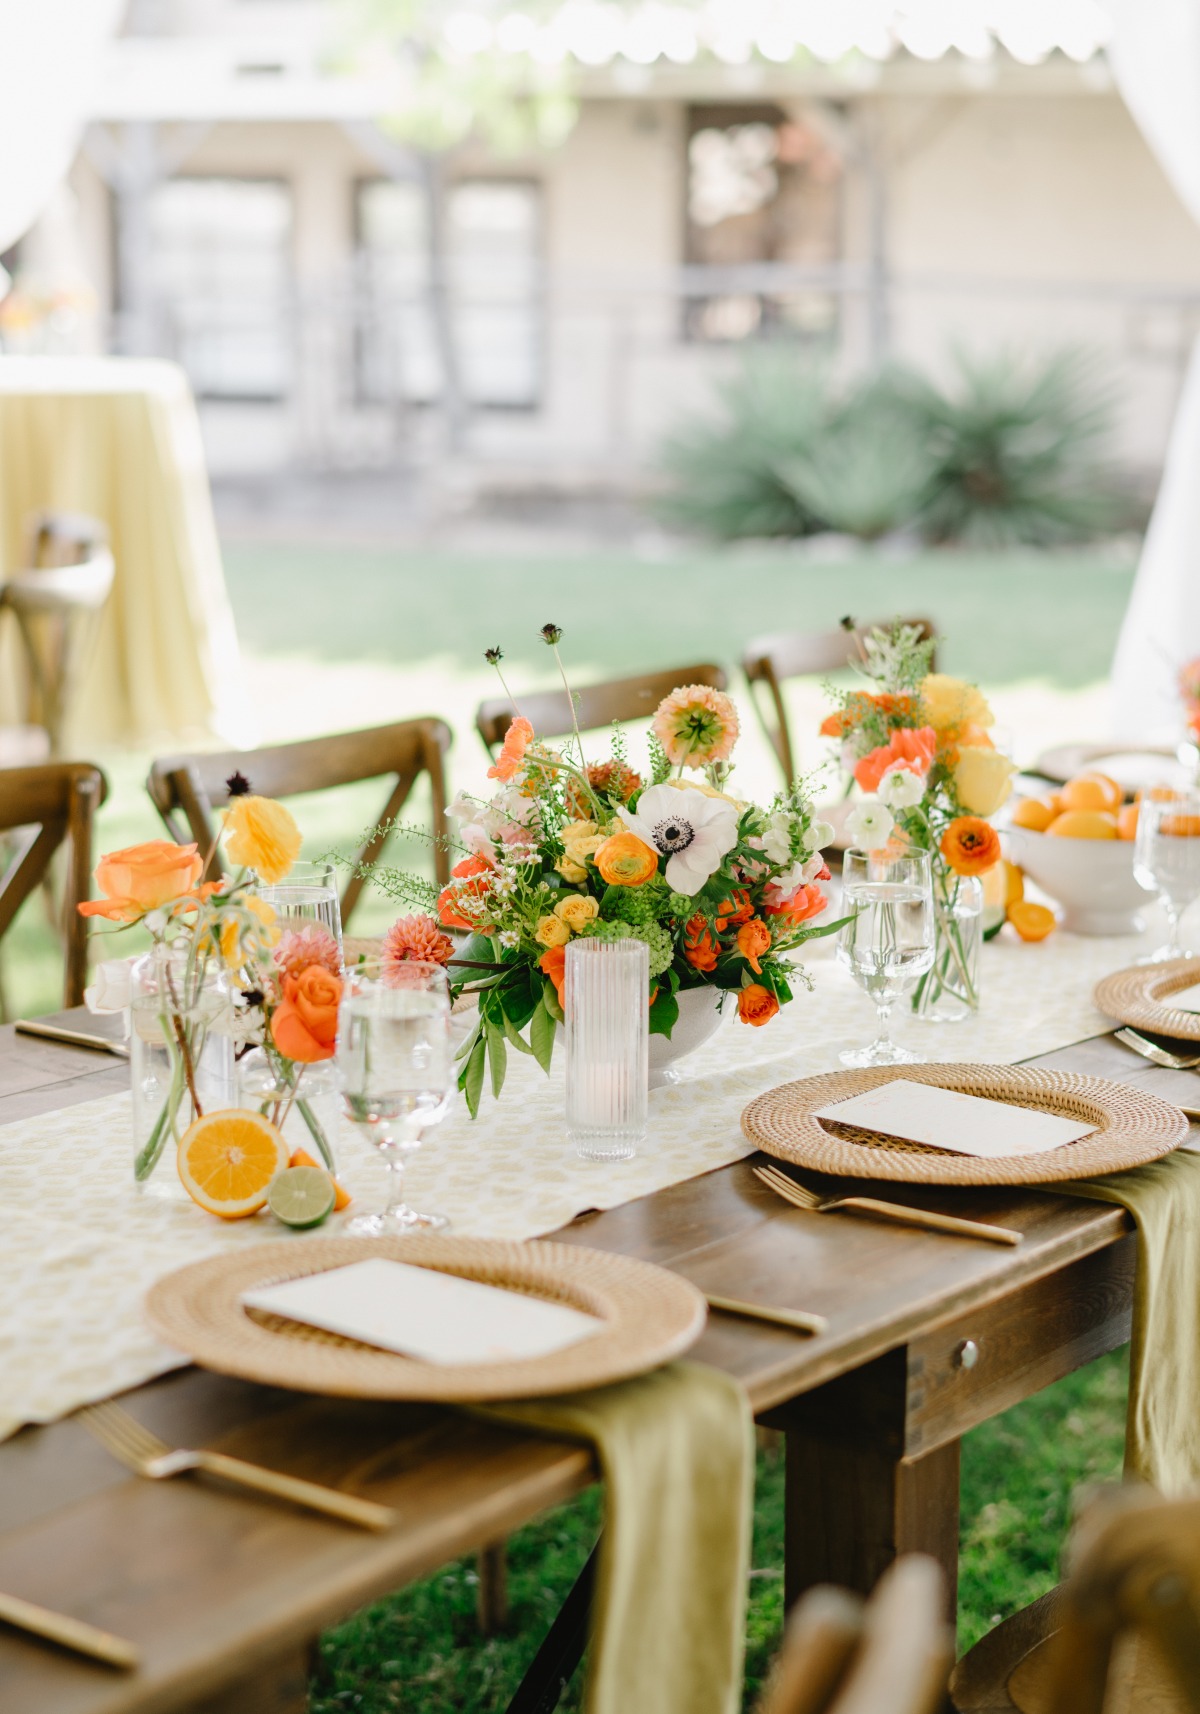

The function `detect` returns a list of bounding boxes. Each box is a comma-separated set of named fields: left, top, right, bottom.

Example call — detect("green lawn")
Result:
left=5, top=539, right=1137, bottom=1703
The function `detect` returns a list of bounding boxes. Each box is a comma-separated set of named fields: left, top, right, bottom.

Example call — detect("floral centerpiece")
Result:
left=80, top=780, right=343, bottom=1190
left=822, top=621, right=1016, bottom=1019
left=361, top=628, right=840, bottom=1115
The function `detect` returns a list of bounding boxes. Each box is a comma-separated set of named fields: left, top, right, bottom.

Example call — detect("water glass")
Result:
left=129, top=946, right=235, bottom=1198
left=838, top=847, right=934, bottom=1066
left=335, top=959, right=452, bottom=1232
left=256, top=860, right=343, bottom=961
left=1134, top=790, right=1200, bottom=960
left=565, top=939, right=649, bottom=1161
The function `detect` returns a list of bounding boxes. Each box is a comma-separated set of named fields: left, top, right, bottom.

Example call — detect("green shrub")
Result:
left=777, top=371, right=935, bottom=540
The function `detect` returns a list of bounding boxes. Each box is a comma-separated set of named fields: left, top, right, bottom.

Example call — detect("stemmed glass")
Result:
left=335, top=959, right=453, bottom=1233
left=1133, top=790, right=1200, bottom=962
left=838, top=847, right=935, bottom=1067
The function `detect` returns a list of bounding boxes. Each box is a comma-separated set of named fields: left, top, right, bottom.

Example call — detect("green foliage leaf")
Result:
left=485, top=1019, right=508, bottom=1099
left=649, top=991, right=679, bottom=1039
left=529, top=996, right=557, bottom=1074
left=500, top=1006, right=534, bottom=1054
left=461, top=1036, right=486, bottom=1119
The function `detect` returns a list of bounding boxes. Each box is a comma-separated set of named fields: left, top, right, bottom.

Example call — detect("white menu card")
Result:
left=814, top=1079, right=1095, bottom=1158
left=1164, top=981, right=1200, bottom=1013
left=242, top=1258, right=604, bottom=1365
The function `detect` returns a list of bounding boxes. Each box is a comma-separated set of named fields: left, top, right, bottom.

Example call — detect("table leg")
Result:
left=768, top=1349, right=960, bottom=1622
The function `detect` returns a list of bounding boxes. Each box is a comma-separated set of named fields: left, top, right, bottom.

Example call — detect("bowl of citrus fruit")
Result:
left=1006, top=771, right=1145, bottom=936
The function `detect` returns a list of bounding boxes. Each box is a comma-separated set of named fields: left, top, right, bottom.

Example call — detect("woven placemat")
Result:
left=145, top=1235, right=706, bottom=1402
left=1094, top=957, right=1200, bottom=1044
left=741, top=1062, right=1188, bottom=1186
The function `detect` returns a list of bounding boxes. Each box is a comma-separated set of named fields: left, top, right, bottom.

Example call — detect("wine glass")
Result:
left=837, top=848, right=934, bottom=1067
left=1133, top=790, right=1200, bottom=961
left=335, top=960, right=453, bottom=1233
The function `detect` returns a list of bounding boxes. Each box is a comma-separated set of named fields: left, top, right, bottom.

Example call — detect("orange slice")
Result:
left=177, top=1109, right=289, bottom=1219
left=1008, top=901, right=1056, bottom=943
left=290, top=1146, right=352, bottom=1210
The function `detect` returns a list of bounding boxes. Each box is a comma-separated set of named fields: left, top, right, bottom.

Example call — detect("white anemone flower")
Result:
left=844, top=798, right=895, bottom=851
left=878, top=766, right=925, bottom=810
left=619, top=783, right=739, bottom=895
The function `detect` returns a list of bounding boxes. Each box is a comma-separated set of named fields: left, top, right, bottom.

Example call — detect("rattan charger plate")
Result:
left=1094, top=957, right=1200, bottom=1044
left=145, top=1235, right=707, bottom=1402
left=740, top=1062, right=1188, bottom=1187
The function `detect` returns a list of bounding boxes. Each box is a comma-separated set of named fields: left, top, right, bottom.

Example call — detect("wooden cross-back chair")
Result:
left=953, top=1486, right=1200, bottom=1714
left=146, top=719, right=453, bottom=925
left=0, top=763, right=108, bottom=1010
left=758, top=1555, right=952, bottom=1714
left=476, top=663, right=729, bottom=757
left=1, top=511, right=116, bottom=758
left=743, top=618, right=938, bottom=787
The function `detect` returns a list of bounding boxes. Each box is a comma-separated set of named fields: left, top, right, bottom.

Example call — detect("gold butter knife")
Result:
left=0, top=1590, right=138, bottom=1669
left=704, top=1293, right=828, bottom=1337
left=15, top=1020, right=129, bottom=1059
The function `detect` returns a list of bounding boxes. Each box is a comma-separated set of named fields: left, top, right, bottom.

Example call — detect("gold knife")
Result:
left=704, top=1293, right=828, bottom=1337
left=0, top=1589, right=139, bottom=1669
left=15, top=1020, right=129, bottom=1059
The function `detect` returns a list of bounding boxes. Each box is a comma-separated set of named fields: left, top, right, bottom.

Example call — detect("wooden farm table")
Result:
left=0, top=1015, right=1194, bottom=1714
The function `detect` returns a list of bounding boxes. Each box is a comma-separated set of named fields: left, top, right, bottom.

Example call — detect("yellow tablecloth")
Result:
left=0, top=355, right=251, bottom=749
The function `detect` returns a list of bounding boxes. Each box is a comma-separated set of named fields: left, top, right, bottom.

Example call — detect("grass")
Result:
left=5, top=537, right=1137, bottom=1700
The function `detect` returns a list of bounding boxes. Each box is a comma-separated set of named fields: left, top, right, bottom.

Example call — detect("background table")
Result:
left=1, top=1014, right=1193, bottom=1713
left=0, top=355, right=251, bottom=749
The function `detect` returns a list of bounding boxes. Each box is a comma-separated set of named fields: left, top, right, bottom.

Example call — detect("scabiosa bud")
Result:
left=484, top=646, right=503, bottom=665
left=225, top=771, right=252, bottom=797
left=838, top=615, right=856, bottom=633
left=540, top=623, right=563, bottom=645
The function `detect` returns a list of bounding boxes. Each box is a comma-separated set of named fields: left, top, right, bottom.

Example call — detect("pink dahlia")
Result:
left=652, top=684, right=740, bottom=768
left=274, top=923, right=341, bottom=982
left=382, top=914, right=455, bottom=968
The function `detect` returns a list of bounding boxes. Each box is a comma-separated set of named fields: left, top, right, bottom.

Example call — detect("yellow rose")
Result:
left=535, top=913, right=572, bottom=948
left=561, top=818, right=599, bottom=843
left=554, top=894, right=600, bottom=931
left=920, top=674, right=993, bottom=733
left=661, top=777, right=743, bottom=808
left=555, top=820, right=601, bottom=883
left=223, top=794, right=303, bottom=883
left=955, top=746, right=1016, bottom=817
left=556, top=855, right=589, bottom=884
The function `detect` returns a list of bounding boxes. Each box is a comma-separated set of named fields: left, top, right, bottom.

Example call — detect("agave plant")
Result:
left=777, top=370, right=936, bottom=540
left=910, top=348, right=1119, bottom=547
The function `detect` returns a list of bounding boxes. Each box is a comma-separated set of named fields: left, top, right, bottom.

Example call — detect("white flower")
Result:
left=845, top=798, right=895, bottom=851
left=618, top=782, right=739, bottom=896
left=459, top=821, right=494, bottom=858
left=761, top=811, right=793, bottom=865
left=498, top=929, right=520, bottom=949
left=878, top=767, right=925, bottom=810
left=143, top=910, right=167, bottom=936
left=84, top=956, right=137, bottom=1016
left=808, top=819, right=836, bottom=852
left=446, top=791, right=477, bottom=823
left=771, top=851, right=830, bottom=896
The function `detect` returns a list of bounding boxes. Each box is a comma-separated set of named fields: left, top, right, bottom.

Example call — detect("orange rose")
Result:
left=735, top=918, right=771, bottom=974
left=437, top=854, right=494, bottom=931
left=539, top=943, right=567, bottom=1006
left=79, top=840, right=204, bottom=922
left=940, top=816, right=1001, bottom=876
left=764, top=883, right=828, bottom=927
left=738, top=983, right=780, bottom=1027
left=487, top=716, right=535, bottom=783
left=716, top=888, right=753, bottom=930
left=854, top=727, right=938, bottom=794
left=270, top=965, right=343, bottom=1063
left=595, top=831, right=658, bottom=888
left=683, top=913, right=719, bottom=973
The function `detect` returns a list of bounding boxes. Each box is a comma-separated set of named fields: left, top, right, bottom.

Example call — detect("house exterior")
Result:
left=7, top=0, right=1200, bottom=490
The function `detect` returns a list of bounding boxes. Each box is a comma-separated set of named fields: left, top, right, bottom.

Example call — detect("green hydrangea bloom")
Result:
left=585, top=917, right=674, bottom=979
left=606, top=881, right=666, bottom=927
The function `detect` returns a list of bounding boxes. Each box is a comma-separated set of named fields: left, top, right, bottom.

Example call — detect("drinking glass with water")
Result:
left=838, top=848, right=935, bottom=1067
left=1133, top=790, right=1200, bottom=962
left=256, top=859, right=343, bottom=961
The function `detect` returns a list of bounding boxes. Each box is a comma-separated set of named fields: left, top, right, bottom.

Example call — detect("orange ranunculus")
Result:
left=683, top=913, right=719, bottom=973
left=854, top=726, right=938, bottom=794
left=821, top=693, right=917, bottom=740
left=764, top=883, right=828, bottom=926
left=79, top=840, right=205, bottom=921
left=595, top=831, right=658, bottom=888
left=539, top=943, right=567, bottom=1006
left=487, top=716, right=535, bottom=783
left=716, top=888, right=753, bottom=930
left=738, top=983, right=780, bottom=1027
left=735, top=918, right=771, bottom=973
left=270, top=965, right=343, bottom=1063
left=436, top=854, right=494, bottom=931
left=940, top=816, right=1002, bottom=876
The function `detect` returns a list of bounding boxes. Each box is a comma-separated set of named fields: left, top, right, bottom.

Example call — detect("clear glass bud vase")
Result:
left=129, top=946, right=235, bottom=1198
left=237, top=1046, right=339, bottom=1171
left=911, top=869, right=982, bottom=1023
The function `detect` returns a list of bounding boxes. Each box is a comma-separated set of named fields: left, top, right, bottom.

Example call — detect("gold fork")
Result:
left=753, top=1163, right=1022, bottom=1246
left=77, top=1400, right=396, bottom=1531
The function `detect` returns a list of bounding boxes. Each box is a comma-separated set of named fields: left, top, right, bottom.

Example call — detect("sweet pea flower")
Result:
left=845, top=799, right=895, bottom=851
left=878, top=767, right=926, bottom=810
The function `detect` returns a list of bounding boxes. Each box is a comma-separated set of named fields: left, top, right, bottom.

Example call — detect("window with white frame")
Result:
left=357, top=177, right=541, bottom=408
left=147, top=177, right=293, bottom=399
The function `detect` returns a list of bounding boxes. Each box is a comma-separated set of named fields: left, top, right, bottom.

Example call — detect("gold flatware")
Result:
left=1114, top=1027, right=1200, bottom=1071
left=0, top=1589, right=138, bottom=1669
left=15, top=1020, right=129, bottom=1059
left=704, top=1293, right=828, bottom=1337
left=77, top=1400, right=395, bottom=1532
left=754, top=1163, right=1023, bottom=1247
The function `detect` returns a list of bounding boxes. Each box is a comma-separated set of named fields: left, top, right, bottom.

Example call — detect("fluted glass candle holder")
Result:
left=565, top=938, right=649, bottom=1161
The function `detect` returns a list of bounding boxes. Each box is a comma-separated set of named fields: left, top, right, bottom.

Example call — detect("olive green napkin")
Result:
left=1069, top=1148, right=1200, bottom=1494
left=481, top=1359, right=754, bottom=1714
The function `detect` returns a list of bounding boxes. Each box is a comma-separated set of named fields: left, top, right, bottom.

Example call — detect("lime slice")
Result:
left=268, top=1165, right=336, bottom=1229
